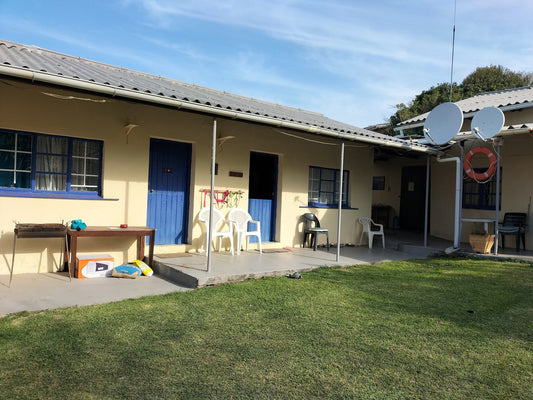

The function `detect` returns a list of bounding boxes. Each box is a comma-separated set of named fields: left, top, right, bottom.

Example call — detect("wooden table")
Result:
left=66, top=226, right=155, bottom=272
left=461, top=218, right=497, bottom=233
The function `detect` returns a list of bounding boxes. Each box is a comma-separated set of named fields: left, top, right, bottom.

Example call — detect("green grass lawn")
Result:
left=1, top=257, right=532, bottom=399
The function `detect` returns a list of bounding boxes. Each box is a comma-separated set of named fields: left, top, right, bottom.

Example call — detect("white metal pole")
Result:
left=494, top=142, right=501, bottom=255
left=336, top=143, right=344, bottom=262
left=436, top=156, right=461, bottom=249
left=207, top=119, right=217, bottom=272
left=424, top=155, right=430, bottom=247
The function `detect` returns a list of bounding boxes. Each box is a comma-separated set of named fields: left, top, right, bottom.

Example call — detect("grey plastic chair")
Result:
left=302, top=213, right=329, bottom=251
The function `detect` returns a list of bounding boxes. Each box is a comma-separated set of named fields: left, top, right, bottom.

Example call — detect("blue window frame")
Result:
left=308, top=166, right=349, bottom=208
left=463, top=168, right=501, bottom=210
left=0, top=129, right=103, bottom=198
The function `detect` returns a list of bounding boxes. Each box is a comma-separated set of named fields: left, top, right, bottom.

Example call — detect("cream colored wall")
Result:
left=372, top=157, right=426, bottom=223
left=429, top=133, right=533, bottom=249
left=0, top=80, right=374, bottom=274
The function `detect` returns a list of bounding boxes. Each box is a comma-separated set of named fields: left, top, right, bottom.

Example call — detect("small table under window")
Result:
left=66, top=226, right=155, bottom=273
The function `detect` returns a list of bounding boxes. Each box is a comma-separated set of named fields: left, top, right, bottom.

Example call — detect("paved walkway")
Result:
left=0, top=273, right=188, bottom=316
left=1, top=244, right=420, bottom=316
left=2, top=232, right=531, bottom=316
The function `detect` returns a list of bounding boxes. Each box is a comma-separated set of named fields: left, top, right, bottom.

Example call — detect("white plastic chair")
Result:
left=358, top=217, right=385, bottom=249
left=228, top=208, right=262, bottom=255
left=198, top=208, right=234, bottom=255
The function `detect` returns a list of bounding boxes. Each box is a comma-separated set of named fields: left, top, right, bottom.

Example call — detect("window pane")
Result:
left=0, top=171, right=14, bottom=187
left=320, top=192, right=333, bottom=204
left=17, top=153, right=32, bottom=170
left=37, top=136, right=68, bottom=154
left=18, top=134, right=32, bottom=151
left=321, top=169, right=335, bottom=181
left=86, top=141, right=101, bottom=158
left=0, top=133, right=16, bottom=150
left=322, top=181, right=334, bottom=193
left=0, top=151, right=14, bottom=169
left=36, top=173, right=66, bottom=191
left=73, top=140, right=101, bottom=158
left=86, top=159, right=99, bottom=175
left=0, top=171, right=31, bottom=188
left=36, top=155, right=67, bottom=173
left=72, top=158, right=84, bottom=174
left=16, top=172, right=31, bottom=189
left=71, top=175, right=84, bottom=186
left=72, top=140, right=85, bottom=156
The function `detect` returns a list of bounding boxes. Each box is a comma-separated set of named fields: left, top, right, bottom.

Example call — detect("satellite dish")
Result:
left=423, top=102, right=463, bottom=145
left=471, top=106, right=505, bottom=140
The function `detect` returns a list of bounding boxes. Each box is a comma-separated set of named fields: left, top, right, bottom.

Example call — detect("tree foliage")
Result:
left=386, top=65, right=532, bottom=135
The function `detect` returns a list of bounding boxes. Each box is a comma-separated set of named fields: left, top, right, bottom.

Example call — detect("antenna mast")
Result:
left=450, top=0, right=457, bottom=101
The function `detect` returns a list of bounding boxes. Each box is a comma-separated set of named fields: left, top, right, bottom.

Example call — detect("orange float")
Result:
left=464, top=146, right=497, bottom=181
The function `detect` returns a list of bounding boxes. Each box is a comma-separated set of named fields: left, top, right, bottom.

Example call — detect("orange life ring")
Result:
left=464, top=146, right=497, bottom=181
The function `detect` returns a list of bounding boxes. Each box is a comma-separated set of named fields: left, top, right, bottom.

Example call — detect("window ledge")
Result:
left=301, top=205, right=358, bottom=210
left=0, top=190, right=118, bottom=201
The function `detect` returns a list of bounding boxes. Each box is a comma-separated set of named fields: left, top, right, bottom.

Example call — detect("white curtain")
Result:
left=36, top=136, right=67, bottom=191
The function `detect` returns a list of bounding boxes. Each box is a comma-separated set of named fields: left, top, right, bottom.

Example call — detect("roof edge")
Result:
left=0, top=64, right=438, bottom=154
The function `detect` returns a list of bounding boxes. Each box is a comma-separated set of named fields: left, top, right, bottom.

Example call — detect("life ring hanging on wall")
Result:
left=463, top=146, right=497, bottom=181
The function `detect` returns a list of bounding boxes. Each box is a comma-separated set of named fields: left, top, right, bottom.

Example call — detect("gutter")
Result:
left=0, top=65, right=439, bottom=155
left=394, top=102, right=533, bottom=133
left=455, top=126, right=533, bottom=140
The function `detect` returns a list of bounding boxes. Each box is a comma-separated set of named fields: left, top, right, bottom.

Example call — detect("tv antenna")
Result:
left=449, top=0, right=457, bottom=101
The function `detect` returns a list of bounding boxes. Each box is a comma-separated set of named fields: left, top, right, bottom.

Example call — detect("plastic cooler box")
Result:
left=75, top=254, right=114, bottom=279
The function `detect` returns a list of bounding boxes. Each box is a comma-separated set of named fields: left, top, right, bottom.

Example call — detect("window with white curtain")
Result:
left=308, top=166, right=349, bottom=208
left=0, top=129, right=103, bottom=197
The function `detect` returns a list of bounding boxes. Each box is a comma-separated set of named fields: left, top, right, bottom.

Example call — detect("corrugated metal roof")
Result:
left=0, top=39, right=436, bottom=152
left=397, top=85, right=533, bottom=127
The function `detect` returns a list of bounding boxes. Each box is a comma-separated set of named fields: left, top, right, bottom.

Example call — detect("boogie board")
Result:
left=112, top=264, right=142, bottom=279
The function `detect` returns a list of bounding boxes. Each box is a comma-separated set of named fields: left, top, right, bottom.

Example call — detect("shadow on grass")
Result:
left=310, top=257, right=533, bottom=342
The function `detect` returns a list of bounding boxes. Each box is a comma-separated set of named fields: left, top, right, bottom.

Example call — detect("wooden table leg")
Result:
left=137, top=236, right=145, bottom=261
left=147, top=232, right=155, bottom=267
left=70, top=235, right=78, bottom=274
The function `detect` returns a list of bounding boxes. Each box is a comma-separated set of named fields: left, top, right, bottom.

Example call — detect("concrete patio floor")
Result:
left=152, top=244, right=430, bottom=288
left=2, top=230, right=531, bottom=316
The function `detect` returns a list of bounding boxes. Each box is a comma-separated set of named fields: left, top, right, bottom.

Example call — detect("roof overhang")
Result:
left=0, top=64, right=440, bottom=155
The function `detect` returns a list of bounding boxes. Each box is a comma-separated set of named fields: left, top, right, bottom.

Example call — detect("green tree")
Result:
left=385, top=65, right=532, bottom=136
left=461, top=65, right=531, bottom=98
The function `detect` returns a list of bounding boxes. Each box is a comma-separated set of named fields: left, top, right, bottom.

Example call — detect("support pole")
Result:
left=207, top=119, right=217, bottom=272
left=336, top=143, right=344, bottom=262
left=424, top=155, right=430, bottom=247
left=494, top=141, right=501, bottom=255
left=437, top=155, right=461, bottom=250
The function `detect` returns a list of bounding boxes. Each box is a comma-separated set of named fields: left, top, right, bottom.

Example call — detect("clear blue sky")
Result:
left=1, top=0, right=531, bottom=128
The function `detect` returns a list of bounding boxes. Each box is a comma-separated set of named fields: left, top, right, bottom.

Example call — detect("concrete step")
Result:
left=396, top=243, right=445, bottom=258
left=152, top=260, right=199, bottom=288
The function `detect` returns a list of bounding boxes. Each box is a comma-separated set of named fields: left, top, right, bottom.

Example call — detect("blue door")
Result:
left=147, top=139, right=191, bottom=245
left=248, top=152, right=278, bottom=242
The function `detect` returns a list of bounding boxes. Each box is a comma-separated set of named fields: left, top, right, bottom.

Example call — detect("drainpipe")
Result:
left=436, top=155, right=461, bottom=250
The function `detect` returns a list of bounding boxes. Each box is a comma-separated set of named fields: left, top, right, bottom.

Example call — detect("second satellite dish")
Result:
left=471, top=106, right=505, bottom=140
left=423, top=102, right=464, bottom=145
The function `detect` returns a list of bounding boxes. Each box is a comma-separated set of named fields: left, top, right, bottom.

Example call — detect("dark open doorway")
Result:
left=400, top=165, right=428, bottom=231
